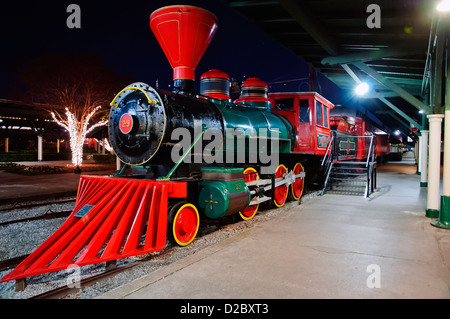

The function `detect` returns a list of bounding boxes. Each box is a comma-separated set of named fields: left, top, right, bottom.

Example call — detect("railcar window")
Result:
left=316, top=101, right=323, bottom=126
left=323, top=106, right=329, bottom=128
left=299, top=99, right=309, bottom=123
left=275, top=98, right=294, bottom=110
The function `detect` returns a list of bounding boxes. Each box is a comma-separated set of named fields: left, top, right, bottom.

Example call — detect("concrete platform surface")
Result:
left=98, top=166, right=450, bottom=299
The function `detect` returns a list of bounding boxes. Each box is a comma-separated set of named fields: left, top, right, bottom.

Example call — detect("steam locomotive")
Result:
left=1, top=5, right=386, bottom=283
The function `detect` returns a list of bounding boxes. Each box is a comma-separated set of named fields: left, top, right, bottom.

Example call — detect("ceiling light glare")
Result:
left=354, top=82, right=370, bottom=96
left=437, top=0, right=450, bottom=12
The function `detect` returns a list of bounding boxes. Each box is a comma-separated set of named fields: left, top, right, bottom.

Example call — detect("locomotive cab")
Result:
left=269, top=92, right=334, bottom=155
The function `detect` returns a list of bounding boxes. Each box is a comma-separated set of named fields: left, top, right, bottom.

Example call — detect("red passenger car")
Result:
left=329, top=106, right=369, bottom=161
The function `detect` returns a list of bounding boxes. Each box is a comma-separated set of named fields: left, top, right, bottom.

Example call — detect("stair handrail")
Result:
left=366, top=135, right=375, bottom=168
left=364, top=135, right=377, bottom=198
left=322, top=134, right=377, bottom=197
left=365, top=163, right=371, bottom=198
left=320, top=133, right=335, bottom=195
left=321, top=133, right=335, bottom=167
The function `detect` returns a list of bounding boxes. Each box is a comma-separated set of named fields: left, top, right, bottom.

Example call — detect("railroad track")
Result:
left=0, top=255, right=28, bottom=272
left=0, top=196, right=75, bottom=227
left=0, top=197, right=76, bottom=213
left=29, top=262, right=141, bottom=299
left=0, top=209, right=72, bottom=227
left=26, top=243, right=178, bottom=299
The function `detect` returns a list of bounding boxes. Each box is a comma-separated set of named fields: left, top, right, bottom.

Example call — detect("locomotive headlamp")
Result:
left=354, top=82, right=370, bottom=96
left=437, top=0, right=450, bottom=12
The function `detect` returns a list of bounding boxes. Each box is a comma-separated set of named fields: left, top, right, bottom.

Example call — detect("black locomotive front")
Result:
left=108, top=82, right=225, bottom=168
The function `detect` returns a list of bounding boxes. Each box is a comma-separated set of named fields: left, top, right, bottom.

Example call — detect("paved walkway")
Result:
left=97, top=162, right=450, bottom=299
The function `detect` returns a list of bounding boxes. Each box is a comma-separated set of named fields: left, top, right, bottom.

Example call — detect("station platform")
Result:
left=97, top=160, right=450, bottom=299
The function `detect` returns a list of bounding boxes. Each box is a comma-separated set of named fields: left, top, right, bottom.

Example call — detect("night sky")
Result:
left=0, top=0, right=346, bottom=105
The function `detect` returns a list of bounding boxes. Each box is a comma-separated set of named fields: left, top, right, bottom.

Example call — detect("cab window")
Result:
left=323, top=106, right=329, bottom=128
left=316, top=100, right=323, bottom=126
left=299, top=99, right=309, bottom=123
left=275, top=98, right=294, bottom=111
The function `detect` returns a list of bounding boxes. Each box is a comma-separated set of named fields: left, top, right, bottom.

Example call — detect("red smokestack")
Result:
left=150, top=5, right=218, bottom=93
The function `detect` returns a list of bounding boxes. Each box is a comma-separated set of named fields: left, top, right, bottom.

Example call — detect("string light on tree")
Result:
left=51, top=106, right=108, bottom=168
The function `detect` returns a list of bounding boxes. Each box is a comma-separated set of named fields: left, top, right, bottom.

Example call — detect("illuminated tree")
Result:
left=16, top=54, right=129, bottom=170
left=51, top=106, right=107, bottom=168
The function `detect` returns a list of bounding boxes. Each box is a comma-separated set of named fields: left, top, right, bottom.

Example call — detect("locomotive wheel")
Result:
left=239, top=167, right=260, bottom=221
left=273, top=164, right=288, bottom=207
left=290, top=162, right=305, bottom=201
left=168, top=202, right=200, bottom=247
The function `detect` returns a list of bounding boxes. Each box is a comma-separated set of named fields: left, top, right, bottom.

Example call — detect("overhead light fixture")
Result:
left=419, top=109, right=425, bottom=114
left=354, top=82, right=370, bottom=96
left=437, top=0, right=450, bottom=12
left=394, top=130, right=401, bottom=136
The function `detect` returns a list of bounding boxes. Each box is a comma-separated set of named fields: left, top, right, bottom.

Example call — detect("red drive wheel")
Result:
left=168, top=202, right=200, bottom=247
left=273, top=164, right=288, bottom=207
left=239, top=167, right=260, bottom=220
left=291, top=163, right=305, bottom=201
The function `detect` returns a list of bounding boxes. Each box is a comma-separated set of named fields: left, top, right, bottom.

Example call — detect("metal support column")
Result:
left=426, top=115, right=444, bottom=218
left=420, top=130, right=429, bottom=187
left=418, top=133, right=423, bottom=175
left=432, top=111, right=450, bottom=228
left=432, top=30, right=450, bottom=229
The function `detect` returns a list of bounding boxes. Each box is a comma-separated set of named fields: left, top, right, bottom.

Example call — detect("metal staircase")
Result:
left=321, top=134, right=377, bottom=198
